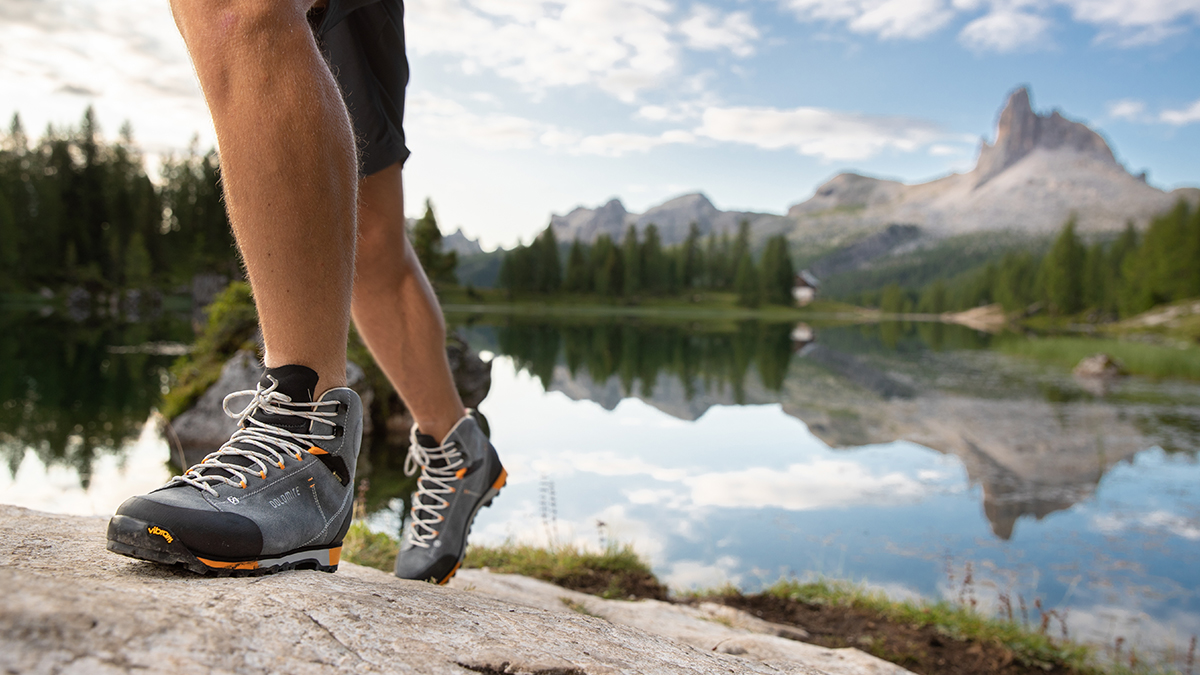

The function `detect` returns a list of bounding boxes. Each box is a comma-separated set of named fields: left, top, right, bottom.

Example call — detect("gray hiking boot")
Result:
left=106, top=365, right=362, bottom=575
left=394, top=413, right=506, bottom=584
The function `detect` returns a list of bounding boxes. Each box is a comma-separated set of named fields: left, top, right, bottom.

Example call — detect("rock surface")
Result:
left=1, top=506, right=858, bottom=675
left=450, top=571, right=911, bottom=675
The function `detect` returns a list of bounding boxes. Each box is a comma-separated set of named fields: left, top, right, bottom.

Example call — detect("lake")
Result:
left=2, top=307, right=1198, bottom=668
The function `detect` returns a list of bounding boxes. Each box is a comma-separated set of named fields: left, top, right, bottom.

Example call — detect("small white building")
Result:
left=792, top=270, right=821, bottom=306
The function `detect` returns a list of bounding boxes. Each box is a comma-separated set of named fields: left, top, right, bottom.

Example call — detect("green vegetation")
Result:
left=0, top=109, right=239, bottom=292
left=859, top=202, right=1200, bottom=325
left=341, top=521, right=400, bottom=572
left=758, top=578, right=1097, bottom=673
left=340, top=529, right=1179, bottom=675
left=341, top=526, right=666, bottom=599
left=498, top=220, right=797, bottom=308
left=995, top=335, right=1200, bottom=380
left=0, top=310, right=189, bottom=485
left=160, top=281, right=258, bottom=419
left=463, top=542, right=668, bottom=600
left=410, top=199, right=458, bottom=287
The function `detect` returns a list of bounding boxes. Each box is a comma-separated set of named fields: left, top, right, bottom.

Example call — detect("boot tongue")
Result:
left=250, top=365, right=320, bottom=433
left=415, top=432, right=453, bottom=470
left=175, top=365, right=321, bottom=485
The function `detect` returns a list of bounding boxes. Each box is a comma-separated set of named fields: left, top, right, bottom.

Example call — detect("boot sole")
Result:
left=106, top=515, right=341, bottom=576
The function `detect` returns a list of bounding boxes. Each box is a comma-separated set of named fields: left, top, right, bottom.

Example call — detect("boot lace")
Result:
left=403, top=428, right=465, bottom=549
left=172, top=376, right=340, bottom=496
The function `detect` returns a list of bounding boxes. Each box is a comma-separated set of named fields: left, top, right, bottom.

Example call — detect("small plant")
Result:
left=341, top=521, right=399, bottom=572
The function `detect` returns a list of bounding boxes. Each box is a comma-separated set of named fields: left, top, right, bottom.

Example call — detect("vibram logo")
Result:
left=147, top=526, right=174, bottom=544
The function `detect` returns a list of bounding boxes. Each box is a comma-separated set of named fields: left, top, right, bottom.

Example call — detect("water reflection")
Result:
left=457, top=316, right=1199, bottom=544
left=0, top=311, right=190, bottom=486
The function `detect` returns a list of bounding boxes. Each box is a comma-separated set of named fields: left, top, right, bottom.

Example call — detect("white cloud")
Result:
left=784, top=0, right=958, bottom=39
left=408, top=92, right=696, bottom=157
left=1107, top=98, right=1147, bottom=121
left=783, top=0, right=1200, bottom=47
left=1161, top=99, right=1200, bottom=126
left=928, top=143, right=964, bottom=156
left=679, top=5, right=760, bottom=56
left=958, top=8, right=1052, bottom=51
left=1092, top=509, right=1200, bottom=540
left=406, top=0, right=759, bottom=102
left=575, top=129, right=696, bottom=156
left=663, top=556, right=743, bottom=590
left=1062, top=0, right=1200, bottom=45
left=696, top=104, right=944, bottom=160
left=684, top=460, right=927, bottom=510
left=407, top=92, right=546, bottom=150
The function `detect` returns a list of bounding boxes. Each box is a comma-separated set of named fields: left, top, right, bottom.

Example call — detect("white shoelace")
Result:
left=403, top=429, right=465, bottom=548
left=172, top=376, right=340, bottom=496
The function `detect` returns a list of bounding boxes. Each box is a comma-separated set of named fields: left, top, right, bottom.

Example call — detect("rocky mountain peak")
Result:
left=974, top=87, right=1117, bottom=187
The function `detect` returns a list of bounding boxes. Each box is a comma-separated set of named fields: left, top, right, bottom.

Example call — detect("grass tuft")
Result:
left=463, top=541, right=668, bottom=600
left=341, top=521, right=399, bottom=572
left=762, top=578, right=1095, bottom=672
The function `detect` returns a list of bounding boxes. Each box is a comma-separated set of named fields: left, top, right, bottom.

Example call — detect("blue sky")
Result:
left=2, top=0, right=1199, bottom=248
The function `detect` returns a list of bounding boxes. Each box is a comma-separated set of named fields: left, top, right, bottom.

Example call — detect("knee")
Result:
left=357, top=211, right=415, bottom=274
left=170, top=0, right=308, bottom=51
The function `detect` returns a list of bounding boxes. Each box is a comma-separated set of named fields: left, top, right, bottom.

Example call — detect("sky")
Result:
left=2, top=0, right=1199, bottom=249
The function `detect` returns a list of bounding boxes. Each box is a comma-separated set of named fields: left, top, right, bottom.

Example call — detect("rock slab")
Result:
left=0, top=506, right=833, bottom=675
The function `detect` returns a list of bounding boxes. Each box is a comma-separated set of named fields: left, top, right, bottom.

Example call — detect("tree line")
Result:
left=498, top=220, right=797, bottom=307
left=0, top=109, right=239, bottom=292
left=863, top=201, right=1200, bottom=319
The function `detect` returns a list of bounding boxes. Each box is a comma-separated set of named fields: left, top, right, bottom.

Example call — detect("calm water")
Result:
left=3, top=309, right=1199, bottom=666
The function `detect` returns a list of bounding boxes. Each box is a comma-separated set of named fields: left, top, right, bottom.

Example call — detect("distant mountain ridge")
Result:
left=549, top=193, right=790, bottom=247
left=540, top=87, right=1198, bottom=252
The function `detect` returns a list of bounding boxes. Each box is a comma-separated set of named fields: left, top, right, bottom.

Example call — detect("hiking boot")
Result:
left=106, top=365, right=362, bottom=575
left=394, top=413, right=506, bottom=583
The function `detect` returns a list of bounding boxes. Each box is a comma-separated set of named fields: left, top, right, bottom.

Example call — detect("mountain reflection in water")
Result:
left=463, top=317, right=1199, bottom=542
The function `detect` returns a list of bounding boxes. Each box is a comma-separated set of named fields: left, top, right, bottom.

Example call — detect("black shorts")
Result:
left=310, top=0, right=410, bottom=176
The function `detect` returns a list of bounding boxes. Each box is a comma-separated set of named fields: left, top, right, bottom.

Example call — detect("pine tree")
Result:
left=1040, top=217, right=1086, bottom=315
left=680, top=222, right=701, bottom=290
left=411, top=199, right=458, bottom=286
left=622, top=224, right=640, bottom=297
left=733, top=252, right=759, bottom=307
left=758, top=235, right=795, bottom=305
left=918, top=279, right=947, bottom=314
left=641, top=223, right=665, bottom=294
left=563, top=238, right=590, bottom=293
left=534, top=225, right=561, bottom=292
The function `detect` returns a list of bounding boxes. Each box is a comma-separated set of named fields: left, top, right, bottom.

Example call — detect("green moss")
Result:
left=161, top=281, right=259, bottom=419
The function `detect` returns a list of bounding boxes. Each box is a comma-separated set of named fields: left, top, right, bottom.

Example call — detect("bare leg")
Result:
left=352, top=162, right=465, bottom=441
left=171, top=0, right=358, bottom=394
